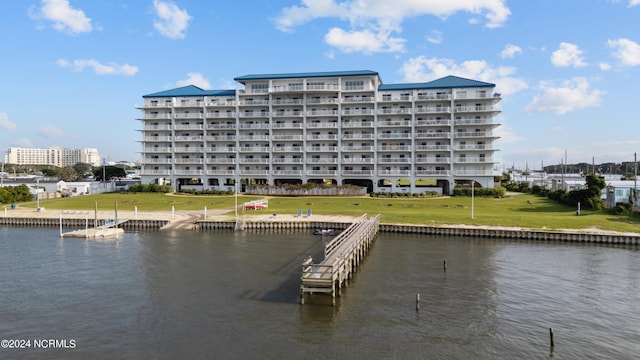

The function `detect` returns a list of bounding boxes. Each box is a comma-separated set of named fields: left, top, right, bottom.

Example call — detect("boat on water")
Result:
left=313, top=228, right=335, bottom=236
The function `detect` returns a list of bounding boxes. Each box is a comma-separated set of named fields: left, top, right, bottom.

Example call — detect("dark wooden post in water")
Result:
left=416, top=293, right=420, bottom=310
left=443, top=259, right=447, bottom=271
left=549, top=327, right=554, bottom=348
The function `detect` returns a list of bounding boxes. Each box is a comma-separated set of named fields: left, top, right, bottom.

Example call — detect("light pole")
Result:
left=471, top=181, right=475, bottom=219
left=36, top=178, right=40, bottom=209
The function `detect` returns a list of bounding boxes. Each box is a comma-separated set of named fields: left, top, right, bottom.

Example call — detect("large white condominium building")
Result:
left=137, top=70, right=501, bottom=194
left=3, top=146, right=101, bottom=167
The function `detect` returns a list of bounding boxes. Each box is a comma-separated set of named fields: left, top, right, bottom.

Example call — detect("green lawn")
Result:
left=26, top=192, right=640, bottom=234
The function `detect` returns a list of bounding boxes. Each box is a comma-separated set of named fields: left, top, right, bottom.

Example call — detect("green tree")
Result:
left=58, top=166, right=80, bottom=181
left=73, top=162, right=93, bottom=177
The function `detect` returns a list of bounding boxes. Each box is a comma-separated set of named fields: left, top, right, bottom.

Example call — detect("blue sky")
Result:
left=1, top=0, right=640, bottom=170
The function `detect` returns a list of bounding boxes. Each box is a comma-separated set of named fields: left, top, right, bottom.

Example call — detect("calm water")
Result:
left=0, top=227, right=639, bottom=359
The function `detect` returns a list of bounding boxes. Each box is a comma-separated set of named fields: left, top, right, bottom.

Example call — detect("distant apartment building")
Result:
left=137, top=70, right=501, bottom=194
left=3, top=146, right=101, bottom=167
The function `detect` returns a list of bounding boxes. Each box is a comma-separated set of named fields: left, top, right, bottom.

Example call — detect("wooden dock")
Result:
left=300, top=214, right=380, bottom=305
left=60, top=220, right=126, bottom=239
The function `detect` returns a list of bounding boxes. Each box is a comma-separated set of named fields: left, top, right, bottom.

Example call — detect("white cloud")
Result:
left=607, top=38, right=640, bottom=66
left=399, top=56, right=528, bottom=96
left=630, top=0, right=640, bottom=7
left=275, top=0, right=510, bottom=54
left=493, top=117, right=523, bottom=144
left=524, top=77, right=603, bottom=115
left=29, top=0, right=92, bottom=35
left=426, top=30, right=443, bottom=44
left=37, top=124, right=65, bottom=138
left=500, top=44, right=522, bottom=59
left=57, top=58, right=138, bottom=76
left=325, top=25, right=405, bottom=54
left=599, top=62, right=612, bottom=71
left=152, top=0, right=192, bottom=39
left=176, top=73, right=211, bottom=89
left=0, top=113, right=17, bottom=131
left=551, top=42, right=587, bottom=67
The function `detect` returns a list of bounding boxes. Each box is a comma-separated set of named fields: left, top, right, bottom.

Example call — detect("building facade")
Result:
left=137, top=70, right=501, bottom=194
left=3, top=146, right=101, bottom=167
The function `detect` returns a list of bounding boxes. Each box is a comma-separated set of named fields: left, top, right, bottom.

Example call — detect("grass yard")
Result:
left=28, top=192, right=640, bottom=234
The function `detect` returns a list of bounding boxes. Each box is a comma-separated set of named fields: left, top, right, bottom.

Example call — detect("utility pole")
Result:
left=634, top=152, right=638, bottom=209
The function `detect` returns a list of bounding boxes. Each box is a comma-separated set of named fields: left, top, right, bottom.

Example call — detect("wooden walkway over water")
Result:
left=300, top=214, right=380, bottom=305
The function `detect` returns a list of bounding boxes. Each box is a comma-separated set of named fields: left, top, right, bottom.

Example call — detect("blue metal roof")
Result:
left=143, top=85, right=236, bottom=98
left=378, top=75, right=495, bottom=91
left=234, top=70, right=379, bottom=82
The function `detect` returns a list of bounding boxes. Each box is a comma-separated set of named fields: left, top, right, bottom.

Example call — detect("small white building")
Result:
left=603, top=180, right=640, bottom=207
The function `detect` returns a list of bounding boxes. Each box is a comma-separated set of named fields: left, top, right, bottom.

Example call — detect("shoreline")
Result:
left=3, top=205, right=640, bottom=238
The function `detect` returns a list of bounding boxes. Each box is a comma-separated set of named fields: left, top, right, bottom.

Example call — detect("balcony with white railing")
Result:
left=306, top=157, right=338, bottom=164
left=239, top=111, right=270, bottom=118
left=174, top=112, right=204, bottom=119
left=143, top=136, right=172, bottom=142
left=206, top=100, right=236, bottom=107
left=455, top=132, right=489, bottom=138
left=307, top=170, right=338, bottom=176
left=415, top=119, right=450, bottom=127
left=306, top=122, right=338, bottom=129
left=342, top=170, right=374, bottom=176
left=273, top=158, right=304, bottom=164
left=342, top=133, right=374, bottom=140
left=272, top=134, right=305, bottom=141
left=142, top=113, right=171, bottom=120
left=175, top=101, right=203, bottom=108
left=239, top=170, right=270, bottom=176
left=415, top=145, right=451, bottom=151
left=415, top=106, right=451, bottom=114
left=378, top=157, right=411, bottom=163
left=142, top=124, right=172, bottom=131
left=142, top=158, right=172, bottom=164
left=208, top=146, right=237, bottom=152
left=342, top=96, right=374, bottom=103
left=174, top=170, right=204, bottom=176
left=454, top=105, right=497, bottom=113
left=174, top=136, right=204, bottom=142
left=272, top=110, right=303, bottom=117
left=273, top=170, right=303, bottom=176
left=455, top=144, right=494, bottom=151
left=307, top=109, right=339, bottom=117
left=238, top=146, right=269, bottom=153
left=306, top=146, right=339, bottom=152
left=207, top=158, right=236, bottom=164
left=175, top=158, right=204, bottom=164
left=206, top=135, right=236, bottom=141
left=342, top=109, right=375, bottom=116
left=378, top=133, right=412, bottom=140
left=454, top=157, right=491, bottom=163
left=415, top=157, right=450, bottom=164
left=272, top=99, right=304, bottom=105
left=377, top=170, right=411, bottom=176
left=239, top=123, right=270, bottom=129
left=306, top=97, right=339, bottom=105
left=143, top=147, right=172, bottom=153
left=239, top=158, right=270, bottom=164
left=206, top=112, right=237, bottom=118
left=208, top=170, right=236, bottom=175
left=342, top=158, right=374, bottom=164
left=174, top=124, right=204, bottom=131
left=272, top=122, right=303, bottom=129
left=174, top=147, right=204, bottom=153
left=378, top=108, right=413, bottom=115
left=415, top=170, right=450, bottom=176
left=415, top=132, right=451, bottom=139
left=238, top=135, right=270, bottom=141
left=306, top=134, right=338, bottom=141
left=416, top=93, right=451, bottom=101
left=379, top=95, right=412, bottom=102
left=272, top=146, right=303, bottom=153
left=207, top=123, right=236, bottom=129
left=342, top=146, right=374, bottom=152
left=377, top=145, right=411, bottom=151
left=240, top=99, right=270, bottom=106
left=377, top=120, right=411, bottom=127
left=342, top=121, right=374, bottom=128
left=454, top=118, right=493, bottom=125
left=306, top=84, right=340, bottom=91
